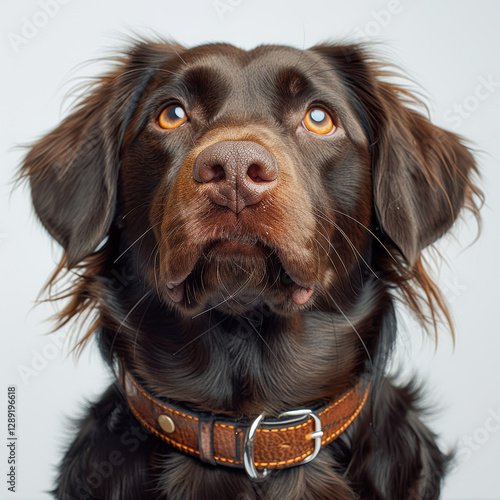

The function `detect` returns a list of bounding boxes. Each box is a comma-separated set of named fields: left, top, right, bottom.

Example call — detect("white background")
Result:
left=1, top=0, right=499, bottom=498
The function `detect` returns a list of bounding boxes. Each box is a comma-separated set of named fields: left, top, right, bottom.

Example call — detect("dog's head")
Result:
left=21, top=40, right=480, bottom=322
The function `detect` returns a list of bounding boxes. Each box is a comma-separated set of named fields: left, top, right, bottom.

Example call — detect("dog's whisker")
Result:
left=153, top=248, right=161, bottom=298
left=216, top=262, right=238, bottom=308
left=231, top=260, right=252, bottom=276
left=145, top=238, right=161, bottom=292
left=311, top=235, right=347, bottom=300
left=329, top=208, right=398, bottom=264
left=314, top=214, right=362, bottom=294
left=303, top=54, right=329, bottom=75
left=109, top=290, right=155, bottom=357
left=199, top=260, right=208, bottom=298
left=132, top=293, right=156, bottom=360
left=216, top=264, right=244, bottom=309
left=244, top=314, right=280, bottom=362
left=121, top=200, right=161, bottom=220
left=314, top=220, right=346, bottom=277
left=191, top=273, right=253, bottom=319
left=244, top=274, right=270, bottom=306
left=172, top=317, right=227, bottom=356
left=325, top=290, right=373, bottom=370
left=215, top=263, right=259, bottom=314
left=116, top=290, right=154, bottom=334
left=168, top=46, right=188, bottom=66
left=314, top=209, right=378, bottom=280
left=113, top=223, right=161, bottom=264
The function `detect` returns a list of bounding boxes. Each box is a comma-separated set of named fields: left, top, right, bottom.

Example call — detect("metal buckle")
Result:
left=243, top=409, right=323, bottom=481
left=243, top=414, right=271, bottom=481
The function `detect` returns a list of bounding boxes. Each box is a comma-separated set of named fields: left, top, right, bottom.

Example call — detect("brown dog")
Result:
left=21, top=39, right=481, bottom=499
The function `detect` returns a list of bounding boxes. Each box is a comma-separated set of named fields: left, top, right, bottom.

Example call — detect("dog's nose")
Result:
left=192, top=141, right=279, bottom=213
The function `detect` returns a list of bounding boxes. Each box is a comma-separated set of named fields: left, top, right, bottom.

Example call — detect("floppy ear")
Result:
left=20, top=40, right=181, bottom=267
left=311, top=44, right=481, bottom=265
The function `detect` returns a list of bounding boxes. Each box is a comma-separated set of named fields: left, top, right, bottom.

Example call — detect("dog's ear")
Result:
left=20, top=40, right=182, bottom=267
left=311, top=44, right=481, bottom=265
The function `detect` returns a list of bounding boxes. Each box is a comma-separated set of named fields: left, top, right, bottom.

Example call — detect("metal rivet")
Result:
left=158, top=415, right=175, bottom=434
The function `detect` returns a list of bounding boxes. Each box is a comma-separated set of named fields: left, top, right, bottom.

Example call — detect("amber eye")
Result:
left=158, top=104, right=188, bottom=129
left=302, top=107, right=335, bottom=135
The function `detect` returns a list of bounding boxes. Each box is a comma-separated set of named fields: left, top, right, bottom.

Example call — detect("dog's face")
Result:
left=119, top=44, right=371, bottom=316
left=22, top=40, right=478, bottom=323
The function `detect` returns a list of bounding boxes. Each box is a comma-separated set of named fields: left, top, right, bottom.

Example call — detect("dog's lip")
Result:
left=283, top=273, right=315, bottom=305
left=165, top=237, right=315, bottom=305
left=291, top=285, right=314, bottom=305
left=166, top=271, right=192, bottom=303
left=206, top=238, right=267, bottom=256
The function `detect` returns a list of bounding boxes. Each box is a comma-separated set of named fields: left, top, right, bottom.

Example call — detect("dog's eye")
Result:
left=158, top=104, right=188, bottom=129
left=302, top=108, right=335, bottom=135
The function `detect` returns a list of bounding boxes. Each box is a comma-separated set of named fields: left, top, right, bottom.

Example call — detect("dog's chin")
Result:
left=162, top=240, right=315, bottom=316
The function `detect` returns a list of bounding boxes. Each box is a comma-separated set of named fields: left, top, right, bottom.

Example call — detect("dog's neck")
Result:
left=97, top=245, right=391, bottom=418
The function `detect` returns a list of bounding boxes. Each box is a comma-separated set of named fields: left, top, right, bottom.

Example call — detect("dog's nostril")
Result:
left=247, top=164, right=265, bottom=183
left=211, top=164, right=225, bottom=182
left=193, top=162, right=225, bottom=183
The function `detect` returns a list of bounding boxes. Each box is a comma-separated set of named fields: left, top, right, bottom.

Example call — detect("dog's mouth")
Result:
left=164, top=236, right=315, bottom=308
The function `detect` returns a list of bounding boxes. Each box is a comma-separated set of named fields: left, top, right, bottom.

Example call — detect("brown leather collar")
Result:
left=121, top=369, right=370, bottom=479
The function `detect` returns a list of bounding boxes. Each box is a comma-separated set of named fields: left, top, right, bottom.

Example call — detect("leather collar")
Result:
left=121, top=368, right=370, bottom=479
